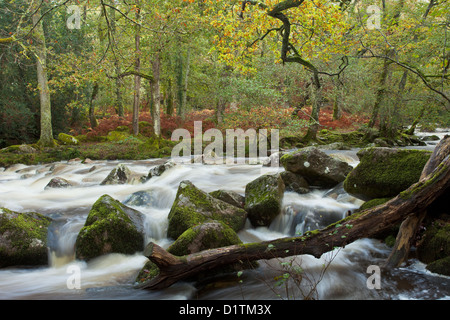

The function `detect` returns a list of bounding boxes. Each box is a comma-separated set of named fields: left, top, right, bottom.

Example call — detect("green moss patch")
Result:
left=75, top=195, right=145, bottom=261
left=167, top=181, right=247, bottom=240
left=344, top=148, right=431, bottom=200
left=0, top=208, right=52, bottom=268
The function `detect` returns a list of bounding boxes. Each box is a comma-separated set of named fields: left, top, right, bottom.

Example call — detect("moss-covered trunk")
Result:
left=132, top=2, right=141, bottom=136
left=32, top=4, right=53, bottom=147
left=302, top=73, right=322, bottom=142
left=152, top=51, right=161, bottom=137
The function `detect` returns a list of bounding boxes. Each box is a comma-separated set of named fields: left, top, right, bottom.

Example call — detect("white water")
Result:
left=0, top=142, right=449, bottom=300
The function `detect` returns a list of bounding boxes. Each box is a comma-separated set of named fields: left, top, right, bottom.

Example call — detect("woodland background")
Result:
left=0, top=0, right=448, bottom=149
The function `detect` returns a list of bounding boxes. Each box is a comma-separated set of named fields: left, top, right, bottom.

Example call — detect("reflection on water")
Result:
left=0, top=144, right=449, bottom=300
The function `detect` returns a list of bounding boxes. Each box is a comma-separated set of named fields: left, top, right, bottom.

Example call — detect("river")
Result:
left=0, top=130, right=449, bottom=300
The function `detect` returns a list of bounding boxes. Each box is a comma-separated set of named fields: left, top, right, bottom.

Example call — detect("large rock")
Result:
left=280, top=147, right=353, bottom=188
left=0, top=208, right=53, bottom=268
left=167, top=181, right=247, bottom=239
left=416, top=220, right=450, bottom=276
left=244, top=173, right=285, bottom=227
left=167, top=220, right=242, bottom=256
left=279, top=171, right=309, bottom=194
left=142, top=160, right=176, bottom=182
left=343, top=147, right=431, bottom=200
left=75, top=194, right=145, bottom=261
left=209, top=189, right=245, bottom=209
left=100, top=164, right=143, bottom=185
left=44, top=177, right=76, bottom=189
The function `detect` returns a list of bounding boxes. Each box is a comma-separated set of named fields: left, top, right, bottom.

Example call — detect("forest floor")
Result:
left=0, top=106, right=376, bottom=167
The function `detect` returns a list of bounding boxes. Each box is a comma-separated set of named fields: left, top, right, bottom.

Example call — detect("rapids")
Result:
left=0, top=138, right=449, bottom=300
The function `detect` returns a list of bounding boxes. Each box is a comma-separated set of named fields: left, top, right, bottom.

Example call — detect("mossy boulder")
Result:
left=167, top=181, right=247, bottom=240
left=281, top=147, right=353, bottom=188
left=58, top=133, right=79, bottom=146
left=0, top=208, right=53, bottom=268
left=426, top=256, right=450, bottom=276
left=359, top=197, right=392, bottom=211
left=167, top=220, right=242, bottom=256
left=343, top=147, right=431, bottom=200
left=416, top=220, right=450, bottom=270
left=1, top=144, right=38, bottom=154
left=75, top=194, right=145, bottom=261
left=244, top=173, right=285, bottom=227
left=106, top=129, right=131, bottom=142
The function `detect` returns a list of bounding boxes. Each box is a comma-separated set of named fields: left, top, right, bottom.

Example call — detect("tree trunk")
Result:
left=32, top=5, right=53, bottom=147
left=110, top=1, right=124, bottom=117
left=385, top=136, right=450, bottom=268
left=367, top=58, right=389, bottom=130
left=302, top=73, right=322, bottom=141
left=152, top=51, right=161, bottom=136
left=89, top=82, right=99, bottom=128
left=166, top=78, right=174, bottom=116
left=132, top=2, right=141, bottom=136
left=139, top=146, right=450, bottom=290
left=404, top=105, right=425, bottom=135
left=181, top=49, right=190, bottom=120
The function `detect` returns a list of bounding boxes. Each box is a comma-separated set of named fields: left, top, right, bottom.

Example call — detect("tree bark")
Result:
left=89, top=82, right=99, bottom=128
left=404, top=105, right=425, bottom=135
left=177, top=47, right=190, bottom=120
left=152, top=51, right=161, bottom=136
left=132, top=2, right=141, bottom=136
left=139, top=148, right=450, bottom=290
left=302, top=73, right=322, bottom=141
left=181, top=48, right=190, bottom=120
left=110, top=0, right=124, bottom=117
left=32, top=4, right=54, bottom=147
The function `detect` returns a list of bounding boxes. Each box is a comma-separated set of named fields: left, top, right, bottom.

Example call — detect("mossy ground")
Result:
left=0, top=133, right=177, bottom=167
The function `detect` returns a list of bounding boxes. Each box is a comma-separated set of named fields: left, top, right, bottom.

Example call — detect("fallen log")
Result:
left=139, top=149, right=450, bottom=290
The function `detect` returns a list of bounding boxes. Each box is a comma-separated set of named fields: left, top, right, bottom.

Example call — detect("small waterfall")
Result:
left=269, top=190, right=362, bottom=237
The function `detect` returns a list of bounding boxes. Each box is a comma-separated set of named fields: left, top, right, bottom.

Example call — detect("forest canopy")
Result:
left=0, top=0, right=449, bottom=148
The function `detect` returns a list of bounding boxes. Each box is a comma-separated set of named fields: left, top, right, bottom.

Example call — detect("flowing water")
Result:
left=0, top=134, right=449, bottom=300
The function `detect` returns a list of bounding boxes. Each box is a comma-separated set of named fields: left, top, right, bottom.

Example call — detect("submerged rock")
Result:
left=279, top=171, right=309, bottom=194
left=281, top=147, right=352, bottom=188
left=167, top=181, right=247, bottom=240
left=0, top=208, right=53, bottom=268
left=123, top=190, right=156, bottom=207
left=245, top=173, right=285, bottom=227
left=100, top=164, right=143, bottom=185
left=75, top=194, right=145, bottom=261
left=44, top=177, right=76, bottom=189
left=343, top=147, right=431, bottom=200
left=141, top=160, right=176, bottom=183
